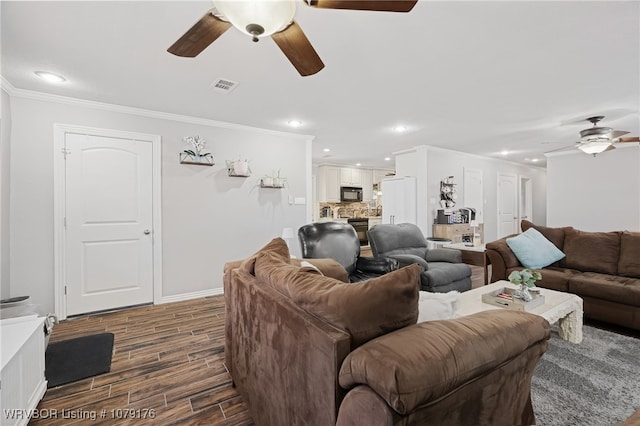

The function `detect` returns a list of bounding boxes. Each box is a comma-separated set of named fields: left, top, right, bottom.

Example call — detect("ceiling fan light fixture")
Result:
left=578, top=140, right=611, bottom=155
left=214, top=0, right=296, bottom=40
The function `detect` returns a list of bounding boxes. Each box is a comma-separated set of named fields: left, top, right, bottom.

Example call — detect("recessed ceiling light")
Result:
left=356, top=163, right=361, bottom=167
left=34, top=71, right=66, bottom=84
left=323, top=148, right=331, bottom=152
left=393, top=125, right=407, bottom=133
left=287, top=119, right=302, bottom=127
left=500, top=150, right=509, bottom=156
left=384, top=157, right=391, bottom=161
left=531, top=158, right=539, bottom=162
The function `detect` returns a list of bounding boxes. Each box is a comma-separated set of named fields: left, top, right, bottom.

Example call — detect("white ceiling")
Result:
left=2, top=1, right=639, bottom=169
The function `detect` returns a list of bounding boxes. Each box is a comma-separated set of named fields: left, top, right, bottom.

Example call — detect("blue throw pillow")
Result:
left=506, top=228, right=566, bottom=269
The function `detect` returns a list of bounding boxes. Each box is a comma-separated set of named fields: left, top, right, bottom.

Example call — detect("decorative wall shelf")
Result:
left=180, top=153, right=214, bottom=166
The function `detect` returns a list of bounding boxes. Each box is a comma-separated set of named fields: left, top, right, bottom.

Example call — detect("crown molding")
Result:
left=1, top=76, right=17, bottom=95
left=0, top=74, right=314, bottom=140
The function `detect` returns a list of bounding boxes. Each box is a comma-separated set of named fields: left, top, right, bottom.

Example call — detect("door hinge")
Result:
left=64, top=286, right=67, bottom=295
left=63, top=217, right=66, bottom=228
left=61, top=148, right=71, bottom=159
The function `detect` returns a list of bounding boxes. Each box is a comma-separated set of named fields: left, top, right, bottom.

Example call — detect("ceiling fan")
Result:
left=167, top=0, right=418, bottom=76
left=551, top=116, right=639, bottom=156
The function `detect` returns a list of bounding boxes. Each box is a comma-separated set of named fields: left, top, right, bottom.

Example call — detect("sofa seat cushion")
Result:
left=524, top=267, right=580, bottom=292
left=561, top=229, right=621, bottom=275
left=618, top=231, right=640, bottom=279
left=423, top=263, right=471, bottom=288
left=568, top=273, right=640, bottom=306
left=506, top=228, right=566, bottom=269
left=338, top=310, right=550, bottom=415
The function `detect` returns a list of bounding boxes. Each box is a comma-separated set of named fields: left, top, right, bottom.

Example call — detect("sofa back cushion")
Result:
left=562, top=229, right=621, bottom=275
left=288, top=264, right=421, bottom=349
left=520, top=220, right=571, bottom=250
left=252, top=238, right=421, bottom=349
left=618, top=231, right=640, bottom=278
left=240, top=237, right=291, bottom=275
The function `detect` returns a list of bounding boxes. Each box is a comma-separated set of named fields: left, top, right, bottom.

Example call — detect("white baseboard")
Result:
left=159, top=287, right=224, bottom=304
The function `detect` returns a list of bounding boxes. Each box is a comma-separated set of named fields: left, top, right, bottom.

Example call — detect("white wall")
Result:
left=1, top=88, right=11, bottom=299
left=8, top=93, right=311, bottom=313
left=395, top=145, right=547, bottom=242
left=546, top=145, right=640, bottom=231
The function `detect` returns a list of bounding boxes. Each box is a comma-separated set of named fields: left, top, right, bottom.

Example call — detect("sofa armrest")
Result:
left=426, top=248, right=462, bottom=263
left=338, top=310, right=550, bottom=415
left=356, top=256, right=400, bottom=275
left=387, top=254, right=429, bottom=270
left=486, top=235, right=522, bottom=282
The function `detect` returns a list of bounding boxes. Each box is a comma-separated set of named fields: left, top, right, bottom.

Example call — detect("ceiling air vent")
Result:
left=210, top=78, right=239, bottom=94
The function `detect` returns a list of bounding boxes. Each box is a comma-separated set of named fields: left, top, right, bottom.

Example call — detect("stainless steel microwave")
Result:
left=340, top=186, right=363, bottom=202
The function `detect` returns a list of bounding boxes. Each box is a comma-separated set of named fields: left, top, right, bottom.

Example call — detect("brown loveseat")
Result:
left=486, top=220, right=640, bottom=331
left=223, top=238, right=551, bottom=426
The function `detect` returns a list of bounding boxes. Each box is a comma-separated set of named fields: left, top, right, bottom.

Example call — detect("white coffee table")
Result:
left=455, top=281, right=583, bottom=343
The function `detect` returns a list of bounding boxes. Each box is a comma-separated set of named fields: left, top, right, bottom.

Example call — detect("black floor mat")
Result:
left=45, top=333, right=114, bottom=388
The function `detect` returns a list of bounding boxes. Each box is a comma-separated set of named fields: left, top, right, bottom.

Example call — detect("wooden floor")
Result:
left=32, top=296, right=252, bottom=426
left=31, top=265, right=487, bottom=426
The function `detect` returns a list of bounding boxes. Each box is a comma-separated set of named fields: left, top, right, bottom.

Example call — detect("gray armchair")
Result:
left=368, top=223, right=472, bottom=292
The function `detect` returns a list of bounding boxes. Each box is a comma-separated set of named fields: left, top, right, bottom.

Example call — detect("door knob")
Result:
left=143, top=229, right=151, bottom=235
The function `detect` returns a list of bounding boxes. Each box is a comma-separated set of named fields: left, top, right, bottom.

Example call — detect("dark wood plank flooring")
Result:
left=31, top=265, right=487, bottom=425
left=32, top=296, right=252, bottom=426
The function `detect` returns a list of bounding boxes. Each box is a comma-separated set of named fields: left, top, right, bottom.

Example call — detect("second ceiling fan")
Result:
left=167, top=0, right=418, bottom=76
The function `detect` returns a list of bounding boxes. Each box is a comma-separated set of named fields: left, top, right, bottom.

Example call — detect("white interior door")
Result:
left=64, top=133, right=154, bottom=316
left=519, top=176, right=533, bottom=224
left=497, top=173, right=518, bottom=238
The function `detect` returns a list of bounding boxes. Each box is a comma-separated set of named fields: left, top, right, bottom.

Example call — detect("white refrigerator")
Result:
left=381, top=177, right=416, bottom=225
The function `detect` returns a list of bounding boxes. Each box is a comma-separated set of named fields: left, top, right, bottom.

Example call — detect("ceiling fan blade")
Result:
left=168, top=11, right=232, bottom=57
left=603, top=145, right=617, bottom=152
left=618, top=136, right=640, bottom=143
left=609, top=130, right=630, bottom=139
left=305, top=0, right=417, bottom=12
left=271, top=22, right=324, bottom=77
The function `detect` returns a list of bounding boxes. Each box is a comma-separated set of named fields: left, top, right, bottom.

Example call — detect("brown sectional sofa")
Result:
left=486, top=220, right=640, bottom=331
left=224, top=238, right=551, bottom=426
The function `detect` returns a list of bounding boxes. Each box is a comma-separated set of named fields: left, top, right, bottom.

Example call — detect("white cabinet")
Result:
left=318, top=166, right=340, bottom=202
left=361, top=170, right=373, bottom=202
left=381, top=177, right=416, bottom=225
left=1, top=316, right=47, bottom=426
left=340, top=168, right=362, bottom=186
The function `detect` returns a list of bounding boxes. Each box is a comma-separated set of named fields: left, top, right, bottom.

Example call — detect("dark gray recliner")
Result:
left=368, top=223, right=472, bottom=292
left=298, top=222, right=399, bottom=282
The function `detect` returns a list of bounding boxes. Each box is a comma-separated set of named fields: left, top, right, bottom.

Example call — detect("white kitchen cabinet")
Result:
left=361, top=170, right=373, bottom=202
left=340, top=167, right=362, bottom=186
left=1, top=316, right=47, bottom=426
left=318, top=166, right=340, bottom=202
left=381, top=177, right=416, bottom=225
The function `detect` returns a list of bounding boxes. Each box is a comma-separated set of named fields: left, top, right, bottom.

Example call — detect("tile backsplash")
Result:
left=319, top=202, right=381, bottom=219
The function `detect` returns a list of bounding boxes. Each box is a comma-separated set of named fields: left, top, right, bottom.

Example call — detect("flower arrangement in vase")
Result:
left=181, top=135, right=214, bottom=165
left=508, top=268, right=542, bottom=302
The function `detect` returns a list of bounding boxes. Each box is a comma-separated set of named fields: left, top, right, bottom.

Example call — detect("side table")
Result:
left=443, top=242, right=490, bottom=285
